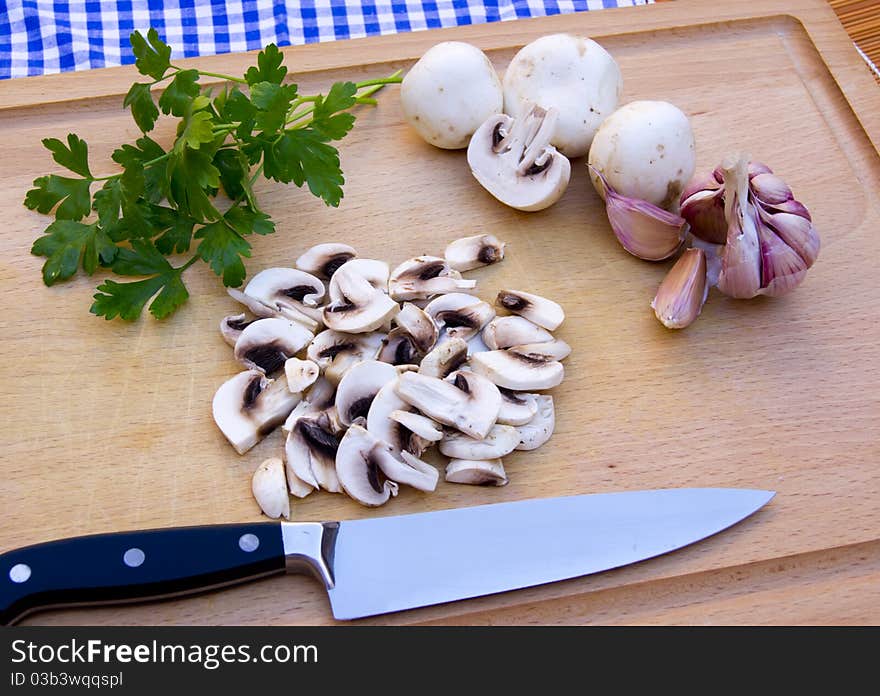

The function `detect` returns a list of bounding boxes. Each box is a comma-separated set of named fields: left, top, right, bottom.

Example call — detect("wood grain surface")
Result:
left=1, top=0, right=879, bottom=625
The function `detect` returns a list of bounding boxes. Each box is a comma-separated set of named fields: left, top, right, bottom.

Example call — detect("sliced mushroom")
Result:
left=233, top=318, right=314, bottom=375
left=418, top=337, right=469, bottom=378
left=295, top=242, right=357, bottom=280
left=509, top=339, right=572, bottom=361
left=439, top=424, right=521, bottom=459
left=377, top=330, right=421, bottom=366
left=328, top=258, right=390, bottom=300
left=366, top=381, right=431, bottom=456
left=424, top=293, right=496, bottom=341
left=244, top=268, right=326, bottom=323
left=284, top=358, right=320, bottom=393
left=381, top=449, right=439, bottom=493
left=212, top=370, right=300, bottom=454
left=220, top=313, right=258, bottom=347
left=283, top=376, right=337, bottom=434
left=445, top=459, right=508, bottom=486
left=227, top=288, right=278, bottom=318
left=395, top=370, right=501, bottom=439
left=466, top=331, right=490, bottom=356
left=336, top=425, right=400, bottom=507
left=251, top=457, right=290, bottom=519
left=389, top=410, right=443, bottom=441
left=394, top=302, right=438, bottom=353
left=469, top=349, right=564, bottom=390
left=467, top=105, right=571, bottom=212
left=495, top=290, right=565, bottom=331
left=285, top=463, right=315, bottom=499
left=389, top=256, right=477, bottom=301
left=497, top=389, right=539, bottom=426
left=483, top=315, right=554, bottom=350
left=323, top=264, right=400, bottom=333
left=285, top=413, right=342, bottom=493
left=444, top=234, right=506, bottom=272
left=306, top=330, right=385, bottom=384
left=515, top=394, right=555, bottom=451
left=335, top=360, right=399, bottom=426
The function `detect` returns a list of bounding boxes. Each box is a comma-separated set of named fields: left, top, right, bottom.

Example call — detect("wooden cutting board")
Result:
left=2, top=0, right=878, bottom=625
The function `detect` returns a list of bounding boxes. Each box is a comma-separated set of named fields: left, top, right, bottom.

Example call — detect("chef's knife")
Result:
left=0, top=487, right=773, bottom=624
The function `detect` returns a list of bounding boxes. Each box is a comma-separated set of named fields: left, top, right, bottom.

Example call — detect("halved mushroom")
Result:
left=467, top=105, right=571, bottom=212
left=335, top=360, right=399, bottom=427
left=418, top=337, right=469, bottom=378
left=394, top=302, right=438, bottom=353
left=306, top=330, right=385, bottom=384
left=497, top=389, right=539, bottom=426
left=515, top=394, right=555, bottom=451
left=212, top=370, right=300, bottom=454
left=439, top=424, right=521, bottom=459
left=395, top=370, right=501, bottom=439
left=424, top=293, right=496, bottom=341
left=389, top=410, right=443, bottom=441
left=252, top=457, right=291, bottom=519
left=389, top=256, right=477, bottom=301
left=469, top=349, right=564, bottom=390
left=285, top=413, right=342, bottom=493
left=233, top=318, right=314, bottom=375
left=445, top=459, right=508, bottom=486
left=495, top=290, right=565, bottom=331
left=284, top=357, right=320, bottom=393
left=244, top=268, right=326, bottom=322
left=295, top=242, right=357, bottom=280
left=220, top=313, right=258, bottom=347
left=482, top=316, right=554, bottom=350
left=328, top=259, right=389, bottom=300
left=336, top=425, right=400, bottom=507
left=444, top=234, right=506, bottom=272
left=323, top=264, right=400, bottom=333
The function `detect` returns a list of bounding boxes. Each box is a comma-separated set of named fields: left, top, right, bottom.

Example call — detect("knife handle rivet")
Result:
left=239, top=533, right=260, bottom=553
left=123, top=548, right=145, bottom=568
left=9, top=564, right=31, bottom=583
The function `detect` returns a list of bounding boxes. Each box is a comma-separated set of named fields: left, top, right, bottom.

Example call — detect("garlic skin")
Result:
left=591, top=166, right=686, bottom=261
left=651, top=248, right=708, bottom=329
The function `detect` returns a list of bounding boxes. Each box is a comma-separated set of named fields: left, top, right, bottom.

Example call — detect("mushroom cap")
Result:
left=251, top=458, right=291, bottom=519
left=244, top=267, right=326, bottom=310
left=503, top=34, right=622, bottom=158
left=515, top=394, right=555, bottom=451
left=497, top=389, right=539, bottom=426
left=424, top=293, right=495, bottom=341
left=469, top=350, right=565, bottom=391
left=495, top=289, right=565, bottom=331
left=295, top=242, right=357, bottom=280
left=219, top=313, right=257, bottom=347
left=444, top=234, right=506, bottom=272
left=233, top=317, right=314, bottom=375
left=510, top=339, right=572, bottom=362
left=445, top=458, right=508, bottom=486
left=395, top=370, right=501, bottom=439
left=588, top=100, right=696, bottom=210
left=284, top=357, right=320, bottom=393
left=335, top=360, right=399, bottom=426
left=439, top=424, right=521, bottom=459
left=323, top=265, right=400, bottom=333
left=467, top=108, right=571, bottom=212
left=328, top=258, right=390, bottom=301
left=212, top=370, right=301, bottom=454
left=400, top=41, right=503, bottom=150
left=418, top=337, right=469, bottom=378
left=483, top=315, right=554, bottom=350
left=389, top=256, right=477, bottom=301
left=336, top=425, right=400, bottom=507
left=307, top=329, right=385, bottom=384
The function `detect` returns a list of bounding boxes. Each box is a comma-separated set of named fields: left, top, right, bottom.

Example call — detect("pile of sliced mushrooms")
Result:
left=212, top=237, right=570, bottom=517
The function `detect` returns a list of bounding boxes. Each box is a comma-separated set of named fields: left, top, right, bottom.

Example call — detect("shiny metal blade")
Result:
left=327, top=487, right=773, bottom=620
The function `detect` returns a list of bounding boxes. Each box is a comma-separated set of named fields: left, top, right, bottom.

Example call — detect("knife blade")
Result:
left=0, top=487, right=773, bottom=624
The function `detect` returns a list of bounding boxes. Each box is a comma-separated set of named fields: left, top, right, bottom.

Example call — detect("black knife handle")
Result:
left=0, top=523, right=285, bottom=625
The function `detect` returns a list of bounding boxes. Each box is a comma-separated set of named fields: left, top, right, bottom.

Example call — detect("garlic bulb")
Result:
left=681, top=154, right=820, bottom=298
left=591, top=166, right=686, bottom=261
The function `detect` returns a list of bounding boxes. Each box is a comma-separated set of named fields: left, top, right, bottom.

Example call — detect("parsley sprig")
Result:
left=25, top=29, right=402, bottom=321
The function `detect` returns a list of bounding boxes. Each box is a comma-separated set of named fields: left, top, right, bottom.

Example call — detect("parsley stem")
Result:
left=174, top=66, right=249, bottom=85
left=178, top=255, right=199, bottom=272
left=354, top=71, right=404, bottom=89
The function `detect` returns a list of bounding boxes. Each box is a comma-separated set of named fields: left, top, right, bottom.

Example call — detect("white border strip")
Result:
left=855, top=43, right=880, bottom=80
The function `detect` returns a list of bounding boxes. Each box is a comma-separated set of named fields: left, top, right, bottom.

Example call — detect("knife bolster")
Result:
left=281, top=522, right=338, bottom=589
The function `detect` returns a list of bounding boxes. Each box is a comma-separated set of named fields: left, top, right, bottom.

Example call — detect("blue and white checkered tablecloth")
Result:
left=0, top=0, right=649, bottom=80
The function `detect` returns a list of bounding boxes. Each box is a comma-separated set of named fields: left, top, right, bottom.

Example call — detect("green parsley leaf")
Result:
left=158, top=69, right=200, bottom=117
left=310, top=82, right=357, bottom=140
left=31, top=220, right=117, bottom=285
left=124, top=82, right=160, bottom=133
left=130, top=28, right=172, bottom=81
left=213, top=148, right=253, bottom=204
left=224, top=205, right=275, bottom=236
left=263, top=128, right=345, bottom=207
left=244, top=44, right=288, bottom=86
left=175, top=108, right=216, bottom=151
left=250, top=81, right=298, bottom=134
left=111, top=136, right=166, bottom=201
left=154, top=214, right=196, bottom=255
left=166, top=147, right=221, bottom=222
left=24, top=175, right=92, bottom=220
left=41, top=134, right=92, bottom=177
left=111, top=239, right=172, bottom=276
left=195, top=219, right=251, bottom=287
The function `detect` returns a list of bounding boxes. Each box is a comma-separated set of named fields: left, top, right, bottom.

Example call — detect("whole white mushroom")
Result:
left=400, top=41, right=503, bottom=149
left=502, top=34, right=622, bottom=158
left=587, top=100, right=696, bottom=210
